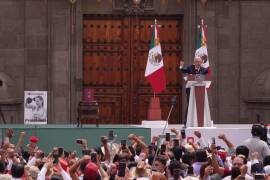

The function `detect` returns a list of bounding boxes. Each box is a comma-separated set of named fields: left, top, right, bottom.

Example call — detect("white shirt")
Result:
left=222, top=174, right=253, bottom=180
left=242, top=136, right=270, bottom=161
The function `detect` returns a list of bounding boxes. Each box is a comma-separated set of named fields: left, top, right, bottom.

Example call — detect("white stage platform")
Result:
left=135, top=123, right=253, bottom=149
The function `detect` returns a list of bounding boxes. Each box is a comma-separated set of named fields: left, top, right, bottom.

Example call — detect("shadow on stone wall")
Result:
left=244, top=69, right=270, bottom=124
left=0, top=72, right=22, bottom=124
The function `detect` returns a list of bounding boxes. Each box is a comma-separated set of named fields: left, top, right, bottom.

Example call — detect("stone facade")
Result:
left=0, top=0, right=269, bottom=124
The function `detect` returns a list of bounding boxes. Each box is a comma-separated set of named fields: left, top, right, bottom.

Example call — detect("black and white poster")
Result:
left=24, top=91, right=47, bottom=124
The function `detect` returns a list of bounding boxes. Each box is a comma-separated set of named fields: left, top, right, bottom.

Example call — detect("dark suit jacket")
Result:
left=177, top=64, right=208, bottom=75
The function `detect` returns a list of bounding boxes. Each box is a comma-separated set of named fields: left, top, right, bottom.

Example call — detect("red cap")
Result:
left=29, top=136, right=39, bottom=143
left=217, top=150, right=227, bottom=161
left=84, top=162, right=99, bottom=179
left=53, top=162, right=70, bottom=174
left=59, top=158, right=68, bottom=171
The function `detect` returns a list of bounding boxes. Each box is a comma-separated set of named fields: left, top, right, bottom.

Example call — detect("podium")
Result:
left=186, top=74, right=212, bottom=127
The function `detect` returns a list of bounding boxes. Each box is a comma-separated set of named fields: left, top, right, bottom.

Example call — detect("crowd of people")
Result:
left=0, top=124, right=270, bottom=180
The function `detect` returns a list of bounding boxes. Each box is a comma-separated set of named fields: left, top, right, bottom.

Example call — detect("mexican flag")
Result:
left=144, top=20, right=166, bottom=93
left=195, top=19, right=210, bottom=72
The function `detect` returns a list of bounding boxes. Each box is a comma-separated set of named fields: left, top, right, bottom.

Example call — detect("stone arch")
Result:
left=0, top=72, right=22, bottom=124
left=249, top=69, right=270, bottom=98
left=0, top=72, right=17, bottom=100
left=245, top=69, right=270, bottom=123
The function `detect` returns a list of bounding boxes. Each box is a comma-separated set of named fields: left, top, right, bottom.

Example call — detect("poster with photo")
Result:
left=24, top=91, right=47, bottom=125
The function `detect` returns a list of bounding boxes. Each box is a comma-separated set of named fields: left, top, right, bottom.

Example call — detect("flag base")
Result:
left=147, top=97, right=162, bottom=120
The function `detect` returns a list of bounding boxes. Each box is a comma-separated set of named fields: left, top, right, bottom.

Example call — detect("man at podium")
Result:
left=177, top=57, right=209, bottom=126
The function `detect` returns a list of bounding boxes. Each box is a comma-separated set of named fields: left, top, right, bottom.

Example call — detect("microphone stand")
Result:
left=256, top=114, right=263, bottom=124
left=151, top=96, right=176, bottom=172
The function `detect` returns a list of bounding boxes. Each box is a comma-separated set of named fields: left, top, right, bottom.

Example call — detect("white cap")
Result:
left=264, top=165, right=270, bottom=175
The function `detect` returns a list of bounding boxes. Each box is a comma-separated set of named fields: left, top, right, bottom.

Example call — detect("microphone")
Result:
left=151, top=96, right=177, bottom=172
left=162, top=96, right=177, bottom=134
left=170, top=96, right=177, bottom=106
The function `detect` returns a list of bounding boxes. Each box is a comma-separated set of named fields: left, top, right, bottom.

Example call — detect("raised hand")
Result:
left=194, top=131, right=202, bottom=138
left=101, top=136, right=108, bottom=144
left=218, top=134, right=226, bottom=140
left=180, top=61, right=184, bottom=67
left=19, top=131, right=26, bottom=137
left=128, top=134, right=136, bottom=140
left=6, top=128, right=14, bottom=138
left=171, top=128, right=179, bottom=135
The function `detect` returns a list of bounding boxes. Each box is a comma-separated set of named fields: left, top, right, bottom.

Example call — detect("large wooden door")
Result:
left=83, top=15, right=183, bottom=124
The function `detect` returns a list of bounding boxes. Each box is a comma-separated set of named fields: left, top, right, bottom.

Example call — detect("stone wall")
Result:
left=0, top=0, right=72, bottom=124
left=239, top=1, right=270, bottom=123
left=201, top=0, right=270, bottom=123
left=0, top=1, right=26, bottom=123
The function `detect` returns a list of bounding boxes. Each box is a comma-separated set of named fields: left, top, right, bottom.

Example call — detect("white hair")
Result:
left=0, top=174, right=12, bottom=180
left=194, top=56, right=202, bottom=62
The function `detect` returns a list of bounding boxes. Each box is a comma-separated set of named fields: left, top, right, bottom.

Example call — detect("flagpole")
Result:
left=153, top=19, right=157, bottom=100
left=146, top=19, right=164, bottom=120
